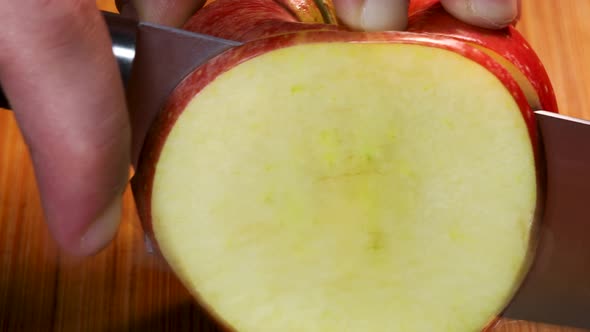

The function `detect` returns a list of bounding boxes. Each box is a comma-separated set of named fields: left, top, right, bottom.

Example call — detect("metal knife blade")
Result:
left=117, top=18, right=242, bottom=165
left=502, top=110, right=590, bottom=329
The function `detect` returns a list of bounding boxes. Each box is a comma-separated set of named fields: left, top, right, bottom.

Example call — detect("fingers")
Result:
left=440, top=0, right=521, bottom=29
left=333, top=0, right=410, bottom=31
left=132, top=0, right=207, bottom=27
left=334, top=0, right=520, bottom=31
left=0, top=1, right=130, bottom=256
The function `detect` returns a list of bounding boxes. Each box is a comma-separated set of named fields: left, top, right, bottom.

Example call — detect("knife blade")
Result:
left=502, top=110, right=590, bottom=329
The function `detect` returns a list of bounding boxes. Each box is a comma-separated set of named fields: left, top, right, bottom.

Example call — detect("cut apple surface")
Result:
left=408, top=2, right=558, bottom=112
left=136, top=38, right=538, bottom=331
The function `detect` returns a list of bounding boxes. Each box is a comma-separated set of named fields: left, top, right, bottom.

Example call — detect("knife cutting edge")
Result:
left=1, top=10, right=590, bottom=330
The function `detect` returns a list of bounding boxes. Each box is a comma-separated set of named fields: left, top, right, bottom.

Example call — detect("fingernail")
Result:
left=333, top=0, right=363, bottom=30
left=471, top=0, right=519, bottom=28
left=334, top=0, right=408, bottom=31
left=79, top=196, right=123, bottom=255
left=361, top=0, right=408, bottom=31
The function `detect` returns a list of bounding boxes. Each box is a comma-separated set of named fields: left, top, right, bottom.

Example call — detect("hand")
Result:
left=334, top=0, right=521, bottom=31
left=0, top=0, right=205, bottom=257
left=0, top=0, right=520, bottom=257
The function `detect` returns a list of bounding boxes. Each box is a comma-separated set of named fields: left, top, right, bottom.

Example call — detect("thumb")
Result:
left=440, top=0, right=521, bottom=29
left=333, top=0, right=410, bottom=31
left=0, top=2, right=130, bottom=256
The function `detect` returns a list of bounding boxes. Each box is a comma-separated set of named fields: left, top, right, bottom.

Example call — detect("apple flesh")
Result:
left=407, top=2, right=557, bottom=112
left=185, top=0, right=557, bottom=113
left=132, top=1, right=556, bottom=331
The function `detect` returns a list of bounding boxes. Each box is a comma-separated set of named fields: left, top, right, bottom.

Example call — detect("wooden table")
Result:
left=1, top=1, right=588, bottom=331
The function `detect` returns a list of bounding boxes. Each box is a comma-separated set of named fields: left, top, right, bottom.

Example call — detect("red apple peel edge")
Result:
left=407, top=1, right=558, bottom=113
left=183, top=0, right=344, bottom=42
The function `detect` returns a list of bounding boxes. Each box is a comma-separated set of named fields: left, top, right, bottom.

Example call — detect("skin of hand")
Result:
left=0, top=0, right=519, bottom=257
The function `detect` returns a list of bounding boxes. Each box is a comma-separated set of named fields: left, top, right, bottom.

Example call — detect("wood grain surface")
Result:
left=0, top=0, right=588, bottom=331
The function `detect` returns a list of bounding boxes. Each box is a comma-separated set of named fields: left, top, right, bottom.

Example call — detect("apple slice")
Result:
left=133, top=28, right=540, bottom=331
left=407, top=2, right=558, bottom=112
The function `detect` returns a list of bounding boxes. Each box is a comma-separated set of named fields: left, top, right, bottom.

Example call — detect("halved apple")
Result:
left=132, top=1, right=557, bottom=331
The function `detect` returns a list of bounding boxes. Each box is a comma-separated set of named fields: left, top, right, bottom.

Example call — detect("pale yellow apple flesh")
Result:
left=151, top=43, right=537, bottom=331
left=469, top=44, right=541, bottom=109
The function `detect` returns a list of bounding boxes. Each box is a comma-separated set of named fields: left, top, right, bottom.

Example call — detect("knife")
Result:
left=502, top=111, right=590, bottom=329
left=1, top=11, right=590, bottom=331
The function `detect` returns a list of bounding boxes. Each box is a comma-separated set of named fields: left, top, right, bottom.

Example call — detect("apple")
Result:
left=407, top=1, right=557, bottom=111
left=131, top=0, right=558, bottom=331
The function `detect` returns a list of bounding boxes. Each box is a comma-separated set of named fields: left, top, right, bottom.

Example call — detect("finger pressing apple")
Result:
left=334, top=0, right=520, bottom=31
left=440, top=0, right=521, bottom=29
left=333, top=0, right=410, bottom=31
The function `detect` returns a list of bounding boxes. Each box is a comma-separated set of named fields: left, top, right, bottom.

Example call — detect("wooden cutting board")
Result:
left=1, top=1, right=588, bottom=331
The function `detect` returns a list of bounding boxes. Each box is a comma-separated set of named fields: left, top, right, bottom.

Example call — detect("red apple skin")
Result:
left=183, top=0, right=343, bottom=42
left=132, top=28, right=535, bottom=260
left=273, top=0, right=330, bottom=23
left=407, top=1, right=558, bottom=113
